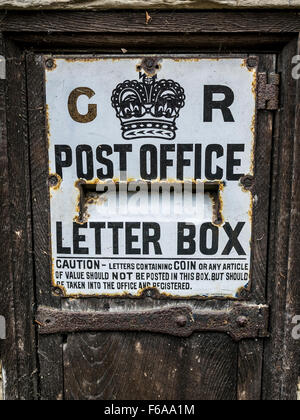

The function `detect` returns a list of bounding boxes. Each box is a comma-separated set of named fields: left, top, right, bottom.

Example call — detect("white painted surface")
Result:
left=46, top=56, right=256, bottom=298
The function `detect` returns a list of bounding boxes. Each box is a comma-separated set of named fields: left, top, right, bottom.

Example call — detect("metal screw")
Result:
left=247, top=57, right=258, bottom=69
left=237, top=316, right=248, bottom=328
left=146, top=290, right=153, bottom=298
left=145, top=58, right=155, bottom=68
left=49, top=175, right=59, bottom=187
left=240, top=175, right=254, bottom=190
left=45, top=58, right=54, bottom=69
left=53, top=287, right=63, bottom=297
left=176, top=315, right=188, bottom=328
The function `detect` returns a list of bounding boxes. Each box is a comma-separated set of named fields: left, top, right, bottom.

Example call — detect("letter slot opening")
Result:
left=75, top=181, right=224, bottom=227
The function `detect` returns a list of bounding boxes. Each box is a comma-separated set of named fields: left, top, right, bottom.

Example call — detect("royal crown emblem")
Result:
left=111, top=73, right=186, bottom=140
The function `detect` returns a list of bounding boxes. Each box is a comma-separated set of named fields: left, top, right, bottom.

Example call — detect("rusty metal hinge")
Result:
left=36, top=304, right=269, bottom=342
left=257, top=72, right=280, bottom=110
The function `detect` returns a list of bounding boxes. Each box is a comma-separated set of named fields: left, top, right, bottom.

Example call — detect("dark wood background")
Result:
left=0, top=11, right=299, bottom=400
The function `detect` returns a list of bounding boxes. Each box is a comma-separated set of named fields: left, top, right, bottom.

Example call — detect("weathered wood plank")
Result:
left=26, top=52, right=64, bottom=400
left=250, top=53, right=276, bottom=303
left=236, top=54, right=276, bottom=401
left=1, top=0, right=300, bottom=11
left=262, top=36, right=299, bottom=401
left=279, top=34, right=300, bottom=400
left=1, top=11, right=300, bottom=33
left=8, top=33, right=292, bottom=53
left=0, top=34, right=19, bottom=401
left=2, top=39, right=38, bottom=400
left=64, top=329, right=238, bottom=400
left=238, top=340, right=264, bottom=400
left=61, top=297, right=239, bottom=400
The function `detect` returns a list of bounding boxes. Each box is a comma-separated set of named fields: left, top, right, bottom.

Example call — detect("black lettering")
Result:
left=96, top=145, right=113, bottom=179
left=56, top=222, right=71, bottom=254
left=177, top=144, right=193, bottom=180
left=222, top=222, right=246, bottom=255
left=227, top=144, right=245, bottom=181
left=177, top=223, right=196, bottom=255
left=200, top=223, right=219, bottom=255
left=89, top=222, right=105, bottom=255
left=160, top=144, right=175, bottom=180
left=204, top=85, right=235, bottom=122
left=114, top=144, right=132, bottom=173
left=140, top=145, right=157, bottom=180
left=55, top=145, right=72, bottom=180
left=108, top=222, right=124, bottom=255
left=73, top=223, right=89, bottom=255
left=143, top=223, right=162, bottom=255
left=126, top=222, right=141, bottom=255
left=205, top=144, right=224, bottom=180
left=194, top=144, right=202, bottom=180
left=76, top=145, right=94, bottom=180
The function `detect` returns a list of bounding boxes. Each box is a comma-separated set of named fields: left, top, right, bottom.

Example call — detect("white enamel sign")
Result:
left=46, top=56, right=256, bottom=298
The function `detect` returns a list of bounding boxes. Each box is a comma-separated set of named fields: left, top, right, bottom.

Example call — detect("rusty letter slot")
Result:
left=36, top=304, right=269, bottom=342
left=77, top=181, right=224, bottom=226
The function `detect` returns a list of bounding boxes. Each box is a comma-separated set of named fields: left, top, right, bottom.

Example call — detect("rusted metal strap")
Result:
left=257, top=72, right=280, bottom=110
left=36, top=304, right=269, bottom=342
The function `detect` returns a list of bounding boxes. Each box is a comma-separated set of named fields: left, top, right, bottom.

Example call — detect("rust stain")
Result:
left=64, top=57, right=102, bottom=63
left=49, top=173, right=62, bottom=191
left=63, top=57, right=123, bottom=64
left=241, top=58, right=247, bottom=68
left=74, top=178, right=111, bottom=224
left=53, top=284, right=67, bottom=298
left=172, top=58, right=222, bottom=63
left=250, top=67, right=258, bottom=178
left=86, top=192, right=108, bottom=206
left=57, top=284, right=239, bottom=301
left=250, top=113, right=256, bottom=176
left=137, top=57, right=161, bottom=78
left=248, top=191, right=254, bottom=225
left=46, top=104, right=51, bottom=150
left=235, top=282, right=251, bottom=299
left=207, top=181, right=225, bottom=227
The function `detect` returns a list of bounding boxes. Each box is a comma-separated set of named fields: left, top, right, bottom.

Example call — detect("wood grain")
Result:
left=237, top=340, right=264, bottom=400
left=0, top=34, right=19, bottom=401
left=0, top=18, right=296, bottom=399
left=1, top=11, right=300, bottom=33
left=262, top=36, right=299, bottom=400
left=26, top=53, right=64, bottom=400
left=2, top=40, right=38, bottom=399
left=250, top=53, right=276, bottom=303
left=9, top=33, right=292, bottom=54
left=236, top=54, right=276, bottom=401
left=64, top=330, right=238, bottom=400
left=279, top=34, right=300, bottom=400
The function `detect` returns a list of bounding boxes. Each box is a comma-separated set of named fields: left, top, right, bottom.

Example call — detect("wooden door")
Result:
left=26, top=52, right=273, bottom=401
left=0, top=12, right=299, bottom=401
